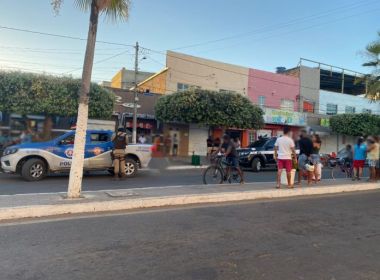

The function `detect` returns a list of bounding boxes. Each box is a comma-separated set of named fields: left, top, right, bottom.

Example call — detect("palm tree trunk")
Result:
left=67, top=0, right=99, bottom=198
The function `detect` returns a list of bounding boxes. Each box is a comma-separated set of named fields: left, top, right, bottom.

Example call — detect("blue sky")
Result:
left=0, top=0, right=379, bottom=82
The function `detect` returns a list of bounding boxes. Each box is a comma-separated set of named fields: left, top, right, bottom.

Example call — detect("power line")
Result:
left=141, top=56, right=378, bottom=112
left=0, top=45, right=128, bottom=52
left=170, top=0, right=378, bottom=51
left=0, top=25, right=134, bottom=47
left=189, top=7, right=380, bottom=55
left=0, top=58, right=80, bottom=69
left=62, top=50, right=132, bottom=74
left=146, top=55, right=218, bottom=80
left=0, top=66, right=110, bottom=83
left=0, top=53, right=132, bottom=71
left=143, top=47, right=373, bottom=94
left=135, top=78, right=380, bottom=113
left=1, top=68, right=377, bottom=114
left=143, top=48, right=315, bottom=90
left=0, top=48, right=131, bottom=56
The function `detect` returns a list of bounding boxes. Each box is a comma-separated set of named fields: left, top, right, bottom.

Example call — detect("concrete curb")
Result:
left=166, top=165, right=205, bottom=170
left=0, top=183, right=378, bottom=221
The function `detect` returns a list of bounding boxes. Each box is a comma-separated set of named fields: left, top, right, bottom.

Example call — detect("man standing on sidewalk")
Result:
left=366, top=136, right=379, bottom=182
left=297, top=129, right=313, bottom=185
left=112, top=128, right=128, bottom=180
left=274, top=126, right=297, bottom=189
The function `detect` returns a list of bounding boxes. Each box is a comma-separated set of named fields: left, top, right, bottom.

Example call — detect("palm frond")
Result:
left=51, top=0, right=64, bottom=15
left=361, top=32, right=380, bottom=102
left=363, top=61, right=379, bottom=67
left=366, top=42, right=380, bottom=56
left=102, top=0, right=130, bottom=22
left=74, top=0, right=93, bottom=12
left=364, top=76, right=380, bottom=101
left=72, top=0, right=130, bottom=22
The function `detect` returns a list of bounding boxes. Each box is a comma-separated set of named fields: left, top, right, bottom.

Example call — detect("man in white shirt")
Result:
left=138, top=134, right=146, bottom=144
left=274, top=126, right=296, bottom=189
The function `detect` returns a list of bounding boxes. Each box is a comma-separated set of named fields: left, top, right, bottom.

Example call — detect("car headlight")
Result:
left=3, top=148, right=18, bottom=156
left=239, top=151, right=250, bottom=156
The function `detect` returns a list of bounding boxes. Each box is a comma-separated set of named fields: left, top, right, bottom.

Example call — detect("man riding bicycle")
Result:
left=220, top=135, right=244, bottom=184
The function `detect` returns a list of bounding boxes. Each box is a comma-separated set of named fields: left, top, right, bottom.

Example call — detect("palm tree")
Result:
left=362, top=32, right=380, bottom=101
left=51, top=0, right=130, bottom=198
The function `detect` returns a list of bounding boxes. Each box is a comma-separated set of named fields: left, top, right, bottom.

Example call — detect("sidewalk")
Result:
left=0, top=180, right=378, bottom=221
left=149, top=156, right=207, bottom=171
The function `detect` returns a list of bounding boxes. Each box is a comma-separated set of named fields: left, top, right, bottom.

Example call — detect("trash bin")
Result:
left=191, top=154, right=201, bottom=166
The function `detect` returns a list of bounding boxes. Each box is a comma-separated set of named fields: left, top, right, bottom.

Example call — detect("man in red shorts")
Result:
left=274, top=126, right=297, bottom=189
left=352, top=136, right=367, bottom=181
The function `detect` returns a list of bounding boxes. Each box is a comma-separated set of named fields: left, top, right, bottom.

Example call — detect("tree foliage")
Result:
left=361, top=32, right=380, bottom=101
left=0, top=71, right=114, bottom=119
left=51, top=0, right=130, bottom=22
left=155, top=89, right=264, bottom=129
left=330, top=113, right=380, bottom=136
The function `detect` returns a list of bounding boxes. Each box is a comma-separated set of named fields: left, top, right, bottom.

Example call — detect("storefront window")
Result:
left=249, top=131, right=255, bottom=144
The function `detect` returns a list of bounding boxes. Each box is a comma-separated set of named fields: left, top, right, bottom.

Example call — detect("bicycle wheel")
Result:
left=228, top=168, right=242, bottom=184
left=344, top=166, right=353, bottom=178
left=327, top=161, right=336, bottom=180
left=203, top=166, right=223, bottom=185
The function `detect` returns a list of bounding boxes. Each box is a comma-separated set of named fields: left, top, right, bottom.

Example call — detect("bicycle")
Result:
left=203, top=153, right=242, bottom=184
left=321, top=154, right=353, bottom=179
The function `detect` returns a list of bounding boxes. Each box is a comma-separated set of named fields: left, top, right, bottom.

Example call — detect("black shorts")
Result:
left=226, top=157, right=239, bottom=168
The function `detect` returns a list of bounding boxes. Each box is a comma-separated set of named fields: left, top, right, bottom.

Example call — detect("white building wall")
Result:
left=316, top=90, right=378, bottom=154
left=319, top=133, right=356, bottom=154
left=87, top=119, right=115, bottom=131
left=188, top=124, right=209, bottom=156
left=166, top=51, right=249, bottom=96
left=319, top=90, right=380, bottom=115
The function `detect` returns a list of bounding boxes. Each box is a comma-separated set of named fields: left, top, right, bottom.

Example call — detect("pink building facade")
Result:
left=247, top=68, right=306, bottom=139
left=248, top=68, right=300, bottom=111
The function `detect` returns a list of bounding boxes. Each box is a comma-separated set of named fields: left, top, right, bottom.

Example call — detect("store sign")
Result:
left=126, top=121, right=153, bottom=129
left=320, top=118, right=330, bottom=127
left=121, top=102, right=141, bottom=109
left=123, top=112, right=155, bottom=119
left=115, top=96, right=141, bottom=108
left=263, top=108, right=307, bottom=126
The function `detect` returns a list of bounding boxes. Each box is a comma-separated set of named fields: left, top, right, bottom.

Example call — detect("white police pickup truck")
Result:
left=1, top=130, right=153, bottom=181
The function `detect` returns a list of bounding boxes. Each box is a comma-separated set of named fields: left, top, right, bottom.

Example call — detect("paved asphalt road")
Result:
left=0, top=165, right=358, bottom=195
left=0, top=191, right=379, bottom=280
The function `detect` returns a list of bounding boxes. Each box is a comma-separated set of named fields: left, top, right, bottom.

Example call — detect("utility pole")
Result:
left=132, top=41, right=139, bottom=144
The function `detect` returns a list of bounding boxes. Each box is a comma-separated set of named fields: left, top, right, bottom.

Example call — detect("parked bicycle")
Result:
left=320, top=154, right=353, bottom=179
left=203, top=153, right=242, bottom=184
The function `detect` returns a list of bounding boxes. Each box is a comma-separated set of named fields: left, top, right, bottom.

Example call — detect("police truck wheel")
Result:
left=251, top=158, right=261, bottom=172
left=21, top=158, right=47, bottom=181
left=124, top=158, right=138, bottom=177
